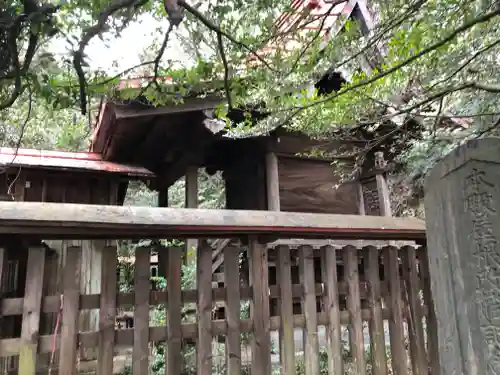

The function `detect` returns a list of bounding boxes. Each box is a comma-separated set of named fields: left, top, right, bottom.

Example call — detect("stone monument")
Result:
left=425, top=138, right=500, bottom=375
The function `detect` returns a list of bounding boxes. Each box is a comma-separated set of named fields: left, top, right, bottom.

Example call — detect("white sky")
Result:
left=49, top=13, right=191, bottom=76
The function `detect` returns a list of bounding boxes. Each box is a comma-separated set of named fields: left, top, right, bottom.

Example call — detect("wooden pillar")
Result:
left=158, top=187, right=168, bottom=208
left=375, top=173, right=392, bottom=216
left=0, top=246, right=5, bottom=339
left=185, top=167, right=198, bottom=263
left=158, top=188, right=168, bottom=279
left=374, top=152, right=392, bottom=217
left=424, top=138, right=500, bottom=375
left=357, top=181, right=366, bottom=215
left=265, top=152, right=280, bottom=211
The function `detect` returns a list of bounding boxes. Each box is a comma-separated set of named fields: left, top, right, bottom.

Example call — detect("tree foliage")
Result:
left=1, top=0, right=500, bottom=196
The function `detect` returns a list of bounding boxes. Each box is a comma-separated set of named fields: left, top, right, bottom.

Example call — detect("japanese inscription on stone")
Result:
left=362, top=179, right=380, bottom=215
left=464, top=168, right=500, bottom=375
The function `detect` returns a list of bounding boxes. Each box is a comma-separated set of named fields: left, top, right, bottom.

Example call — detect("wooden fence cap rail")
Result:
left=0, top=202, right=426, bottom=241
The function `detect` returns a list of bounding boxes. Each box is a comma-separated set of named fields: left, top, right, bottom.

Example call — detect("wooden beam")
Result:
left=114, top=96, right=224, bottom=119
left=0, top=202, right=426, bottom=240
left=265, top=152, right=280, bottom=211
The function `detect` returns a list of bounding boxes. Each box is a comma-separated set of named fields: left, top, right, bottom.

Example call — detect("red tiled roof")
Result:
left=0, top=148, right=155, bottom=178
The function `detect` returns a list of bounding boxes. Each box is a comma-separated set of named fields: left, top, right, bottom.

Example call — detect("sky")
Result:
left=49, top=13, right=191, bottom=76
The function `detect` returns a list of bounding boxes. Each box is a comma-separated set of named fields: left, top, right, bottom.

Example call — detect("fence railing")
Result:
left=0, top=202, right=435, bottom=375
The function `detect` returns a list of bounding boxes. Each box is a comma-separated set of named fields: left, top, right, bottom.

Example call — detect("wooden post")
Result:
left=375, top=173, right=392, bottom=216
left=18, top=247, right=45, bottom=375
left=133, top=246, right=151, bottom=375
left=374, top=152, right=392, bottom=217
left=185, top=166, right=198, bottom=263
left=158, top=187, right=168, bottom=208
left=197, top=240, right=213, bottom=375
left=58, top=246, right=82, bottom=375
left=0, top=247, right=5, bottom=339
left=249, top=237, right=271, bottom=374
left=97, top=245, right=118, bottom=375
left=224, top=245, right=241, bottom=375
left=357, top=181, right=366, bottom=215
left=158, top=187, right=168, bottom=279
left=265, top=151, right=280, bottom=211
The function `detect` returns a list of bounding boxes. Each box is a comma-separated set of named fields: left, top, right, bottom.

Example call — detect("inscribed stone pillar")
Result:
left=424, top=138, right=500, bottom=375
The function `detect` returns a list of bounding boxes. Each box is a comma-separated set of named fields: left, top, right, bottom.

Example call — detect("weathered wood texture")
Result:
left=266, top=152, right=281, bottom=211
left=424, top=138, right=500, bottom=375
left=1, top=239, right=436, bottom=375
left=0, top=202, right=425, bottom=240
left=278, top=156, right=359, bottom=214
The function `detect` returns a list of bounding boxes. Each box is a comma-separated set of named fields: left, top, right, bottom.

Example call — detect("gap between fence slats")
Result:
left=321, top=245, right=343, bottom=375
left=133, top=246, right=150, bottom=375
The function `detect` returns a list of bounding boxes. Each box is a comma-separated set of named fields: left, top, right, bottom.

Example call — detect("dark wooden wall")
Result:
left=0, top=168, right=124, bottom=205
left=220, top=140, right=268, bottom=211
left=277, top=156, right=359, bottom=214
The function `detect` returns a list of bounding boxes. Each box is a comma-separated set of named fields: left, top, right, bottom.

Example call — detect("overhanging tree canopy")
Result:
left=1, top=0, right=500, bottom=197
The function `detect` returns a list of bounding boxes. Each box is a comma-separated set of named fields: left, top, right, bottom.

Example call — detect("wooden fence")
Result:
left=0, top=202, right=437, bottom=375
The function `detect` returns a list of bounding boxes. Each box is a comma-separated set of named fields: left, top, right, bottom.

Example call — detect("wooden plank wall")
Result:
left=0, top=241, right=438, bottom=375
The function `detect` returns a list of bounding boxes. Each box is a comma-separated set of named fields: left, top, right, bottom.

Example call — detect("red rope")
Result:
left=48, top=295, right=63, bottom=375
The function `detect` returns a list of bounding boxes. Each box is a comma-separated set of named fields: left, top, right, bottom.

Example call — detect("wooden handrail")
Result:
left=0, top=201, right=425, bottom=241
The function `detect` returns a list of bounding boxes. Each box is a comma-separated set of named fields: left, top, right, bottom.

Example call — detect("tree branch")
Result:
left=73, top=0, right=147, bottom=114
left=177, top=0, right=278, bottom=72
left=277, top=8, right=500, bottom=126
left=217, top=32, right=232, bottom=109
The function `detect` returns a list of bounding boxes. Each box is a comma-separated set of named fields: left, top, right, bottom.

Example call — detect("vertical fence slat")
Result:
left=97, top=245, right=117, bottom=375
left=197, top=240, right=213, bottom=375
left=299, top=245, right=319, bottom=375
left=402, top=246, right=427, bottom=375
left=167, top=245, right=183, bottom=375
left=249, top=237, right=271, bottom=375
left=18, top=246, right=46, bottom=375
left=277, top=245, right=295, bottom=375
left=343, top=245, right=366, bottom=375
left=0, top=247, right=5, bottom=339
left=224, top=245, right=241, bottom=375
left=321, top=245, right=343, bottom=375
left=364, top=246, right=388, bottom=375
left=59, top=246, right=82, bottom=375
left=384, top=246, right=409, bottom=375
left=133, top=246, right=150, bottom=375
left=418, top=245, right=440, bottom=375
